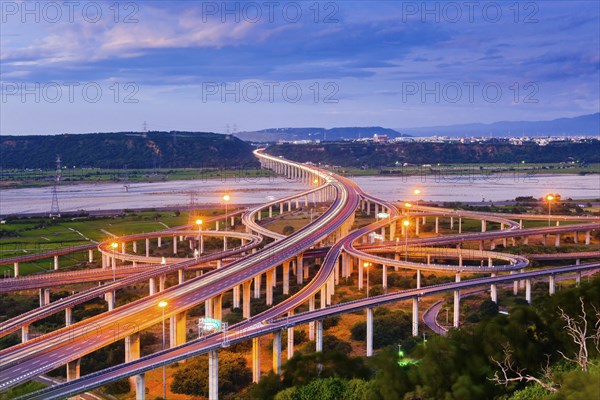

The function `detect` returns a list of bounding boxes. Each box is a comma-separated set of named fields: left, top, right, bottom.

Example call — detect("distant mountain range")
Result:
left=235, top=114, right=599, bottom=142
left=234, top=127, right=404, bottom=142
left=399, top=113, right=600, bottom=137
left=0, top=131, right=258, bottom=169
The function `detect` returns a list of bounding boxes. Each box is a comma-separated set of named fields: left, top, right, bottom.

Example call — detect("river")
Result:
left=1, top=174, right=598, bottom=215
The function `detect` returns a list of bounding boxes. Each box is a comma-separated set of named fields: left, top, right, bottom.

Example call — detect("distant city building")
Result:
left=373, top=134, right=389, bottom=143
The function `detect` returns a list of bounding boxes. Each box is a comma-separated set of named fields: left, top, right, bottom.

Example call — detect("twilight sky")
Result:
left=1, top=0, right=599, bottom=135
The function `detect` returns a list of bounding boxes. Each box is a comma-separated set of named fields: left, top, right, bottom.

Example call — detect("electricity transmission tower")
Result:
left=49, top=155, right=61, bottom=218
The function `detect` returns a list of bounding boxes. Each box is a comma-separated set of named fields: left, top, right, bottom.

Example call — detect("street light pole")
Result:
left=195, top=219, right=203, bottom=255
left=363, top=262, right=370, bottom=297
left=223, top=194, right=231, bottom=231
left=546, top=194, right=554, bottom=227
left=403, top=219, right=410, bottom=262
left=110, top=242, right=118, bottom=282
left=158, top=301, right=168, bottom=399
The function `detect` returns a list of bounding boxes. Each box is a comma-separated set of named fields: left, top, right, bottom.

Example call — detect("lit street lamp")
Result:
left=158, top=300, right=168, bottom=400
left=223, top=194, right=231, bottom=231
left=363, top=262, right=371, bottom=297
left=545, top=194, right=555, bottom=227
left=413, top=189, right=421, bottom=207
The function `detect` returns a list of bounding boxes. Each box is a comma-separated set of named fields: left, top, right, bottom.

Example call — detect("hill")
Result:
left=266, top=140, right=600, bottom=167
left=234, top=126, right=404, bottom=142
left=400, top=113, right=600, bottom=137
left=0, top=131, right=259, bottom=169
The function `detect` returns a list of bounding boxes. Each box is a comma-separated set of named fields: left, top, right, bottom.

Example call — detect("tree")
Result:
left=170, top=352, right=251, bottom=396
left=556, top=298, right=600, bottom=372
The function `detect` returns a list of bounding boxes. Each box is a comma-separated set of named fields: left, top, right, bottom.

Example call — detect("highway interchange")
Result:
left=1, top=149, right=598, bottom=400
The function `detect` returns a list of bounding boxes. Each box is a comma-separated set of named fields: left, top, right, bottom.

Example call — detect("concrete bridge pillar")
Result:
left=269, top=206, right=273, bottom=218
left=125, top=332, right=141, bottom=390
left=135, top=374, right=145, bottom=400
left=208, top=351, right=219, bottom=400
left=254, top=274, right=262, bottom=299
left=145, top=238, right=150, bottom=257
left=54, top=255, right=59, bottom=270
left=416, top=269, right=421, bottom=289
left=273, top=330, right=282, bottom=375
left=309, top=295, right=315, bottom=340
left=366, top=308, right=373, bottom=357
left=585, top=231, right=591, bottom=245
left=573, top=232, right=578, bottom=244
left=481, top=220, right=486, bottom=232
left=315, top=320, right=323, bottom=353
left=39, top=288, right=50, bottom=307
left=252, top=337, right=261, bottom=383
left=453, top=289, right=460, bottom=328
left=283, top=261, right=290, bottom=295
left=243, top=280, right=252, bottom=319
left=212, top=294, right=223, bottom=321
left=169, top=311, right=187, bottom=348
left=296, top=254, right=304, bottom=285
left=511, top=270, right=518, bottom=295
left=415, top=221, right=420, bottom=236
left=223, top=236, right=228, bottom=251
left=358, top=259, right=363, bottom=290
left=157, top=237, right=162, bottom=247
left=525, top=279, right=532, bottom=304
left=490, top=273, right=497, bottom=303
left=450, top=216, right=454, bottom=230
left=435, top=217, right=439, bottom=234
left=21, top=325, right=29, bottom=343
left=159, top=275, right=166, bottom=292
left=88, top=249, right=94, bottom=263
left=266, top=271, right=274, bottom=306
left=14, top=262, right=19, bottom=277
left=458, top=217, right=462, bottom=234
left=555, top=234, right=561, bottom=247
left=149, top=278, right=156, bottom=295
left=178, top=269, right=185, bottom=285
left=576, top=271, right=581, bottom=286
left=382, top=264, right=387, bottom=290
left=412, top=297, right=419, bottom=336
left=549, top=275, right=555, bottom=295
left=173, top=236, right=178, bottom=254
left=105, top=291, right=115, bottom=311
left=66, top=358, right=81, bottom=382
left=287, top=310, right=295, bottom=359
left=233, top=285, right=240, bottom=309
left=65, top=307, right=73, bottom=326
left=132, top=241, right=137, bottom=253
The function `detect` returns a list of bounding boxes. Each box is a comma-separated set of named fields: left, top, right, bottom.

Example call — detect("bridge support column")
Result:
left=14, top=262, right=19, bottom=277
left=21, top=325, right=29, bottom=342
left=212, top=294, right=223, bottom=322
left=412, top=297, right=419, bottom=337
left=39, top=288, right=50, bottom=307
left=135, top=373, right=145, bottom=400
left=549, top=275, right=555, bottom=295
left=254, top=274, right=262, bottom=299
left=296, top=255, right=303, bottom=284
left=453, top=273, right=461, bottom=328
left=66, top=358, right=81, bottom=382
left=525, top=279, right=532, bottom=304
left=458, top=217, right=462, bottom=233
left=511, top=270, right=518, bottom=295
left=173, top=236, right=177, bottom=254
left=65, top=307, right=73, bottom=326
left=178, top=269, right=185, bottom=284
left=435, top=217, right=439, bottom=234
left=149, top=278, right=156, bottom=296
left=358, top=259, right=363, bottom=290
left=576, top=271, right=581, bottom=286
left=252, top=337, right=261, bottom=383
left=88, top=249, right=94, bottom=263
left=159, top=275, right=166, bottom=292
left=481, top=220, right=486, bottom=232
left=105, top=291, right=115, bottom=310
left=555, top=234, right=561, bottom=247
left=309, top=295, right=315, bottom=340
left=542, top=235, right=548, bottom=247
left=315, top=320, right=323, bottom=352
left=145, top=238, right=150, bottom=257
left=125, top=332, right=141, bottom=390
left=283, top=261, right=290, bottom=295
left=233, top=285, right=240, bottom=309
left=266, top=271, right=274, bottom=306
left=585, top=231, right=591, bottom=245
left=450, top=216, right=454, bottom=230
left=382, top=264, right=387, bottom=291
left=573, top=232, right=578, bottom=244
left=416, top=269, right=421, bottom=289
left=157, top=236, right=162, bottom=247
left=490, top=273, right=497, bottom=303
left=169, top=311, right=187, bottom=348
left=243, top=280, right=252, bottom=319
left=287, top=311, right=294, bottom=359
left=273, top=330, right=282, bottom=374
left=54, top=255, right=59, bottom=270
left=132, top=241, right=137, bottom=253
left=208, top=350, right=219, bottom=400
left=269, top=206, right=272, bottom=218
left=366, top=308, right=373, bottom=357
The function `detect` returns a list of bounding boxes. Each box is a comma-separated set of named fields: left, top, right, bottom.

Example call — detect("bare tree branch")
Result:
left=489, top=345, right=557, bottom=393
